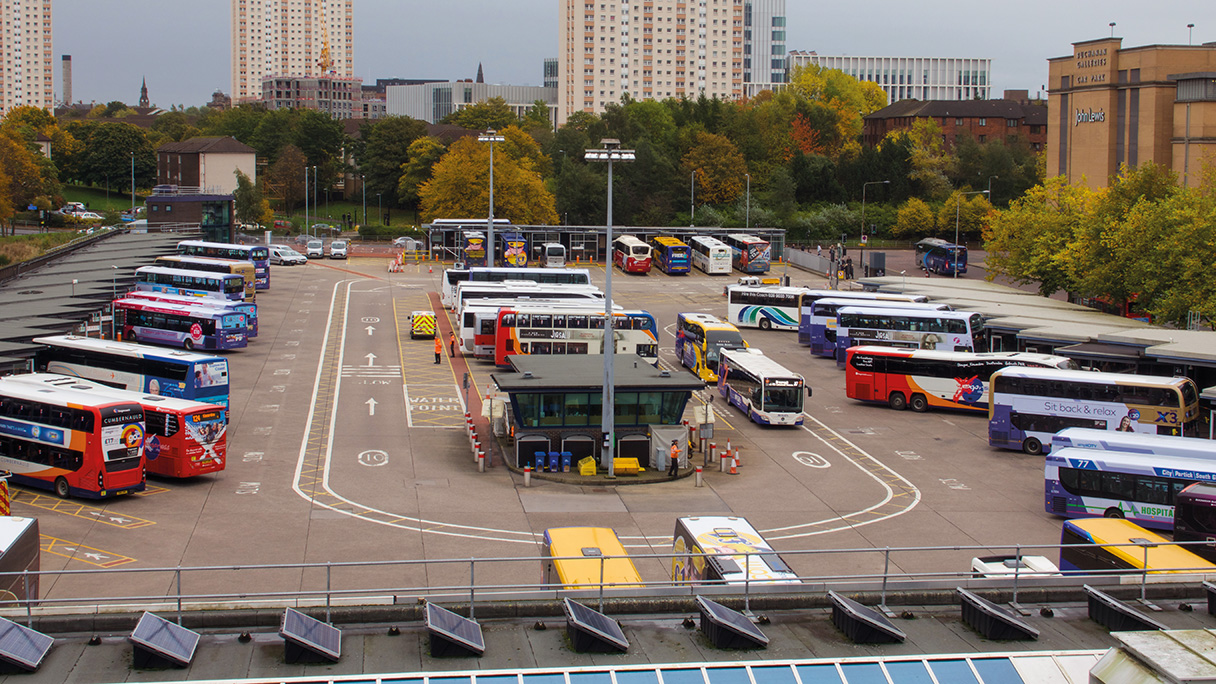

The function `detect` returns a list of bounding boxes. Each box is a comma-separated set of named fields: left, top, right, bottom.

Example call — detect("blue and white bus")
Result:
left=723, top=234, right=771, bottom=274
left=835, top=307, right=984, bottom=368
left=915, top=238, right=967, bottom=276
left=1046, top=445, right=1216, bottom=531
left=989, top=367, right=1199, bottom=455
left=718, top=348, right=808, bottom=426
left=134, top=266, right=247, bottom=302
left=806, top=298, right=949, bottom=358
left=689, top=236, right=732, bottom=275
left=650, top=236, right=692, bottom=275
left=796, top=290, right=930, bottom=348
left=114, top=298, right=248, bottom=351
left=176, top=240, right=270, bottom=290
left=726, top=285, right=807, bottom=331
left=123, top=290, right=258, bottom=338
left=33, top=334, right=231, bottom=408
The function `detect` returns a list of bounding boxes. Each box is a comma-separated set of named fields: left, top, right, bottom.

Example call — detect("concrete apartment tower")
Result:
left=0, top=0, right=54, bottom=115
left=230, top=0, right=354, bottom=104
left=559, top=0, right=743, bottom=123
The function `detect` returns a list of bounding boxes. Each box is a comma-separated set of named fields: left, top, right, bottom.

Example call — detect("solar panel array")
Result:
left=563, top=598, right=629, bottom=653
left=0, top=617, right=52, bottom=672
left=828, top=590, right=907, bottom=644
left=695, top=596, right=769, bottom=649
left=129, top=612, right=199, bottom=668
left=1083, top=584, right=1169, bottom=632
left=956, top=588, right=1040, bottom=641
left=280, top=608, right=341, bottom=663
left=425, top=603, right=485, bottom=657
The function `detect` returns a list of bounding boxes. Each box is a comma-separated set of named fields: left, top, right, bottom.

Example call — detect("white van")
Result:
left=306, top=239, right=324, bottom=258
left=329, top=240, right=348, bottom=259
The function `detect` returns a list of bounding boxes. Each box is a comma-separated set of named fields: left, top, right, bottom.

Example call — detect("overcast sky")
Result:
left=53, top=0, right=1212, bottom=109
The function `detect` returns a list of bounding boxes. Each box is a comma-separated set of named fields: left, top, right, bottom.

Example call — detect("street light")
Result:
left=377, top=193, right=383, bottom=226
left=745, top=173, right=751, bottom=230
left=585, top=138, right=635, bottom=478
left=954, top=190, right=990, bottom=279
left=860, top=180, right=889, bottom=279
left=987, top=175, right=999, bottom=203
left=130, top=153, right=135, bottom=213
left=304, top=166, right=309, bottom=237
left=1109, top=22, right=1116, bottom=37
left=110, top=265, right=118, bottom=339
left=689, top=171, right=696, bottom=227
left=479, top=130, right=505, bottom=266
left=361, top=175, right=366, bottom=228
left=1188, top=23, right=1195, bottom=45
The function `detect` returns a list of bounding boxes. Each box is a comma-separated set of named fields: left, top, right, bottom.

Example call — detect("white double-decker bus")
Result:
left=717, top=348, right=809, bottom=426
left=440, top=266, right=593, bottom=308
left=454, top=281, right=603, bottom=314
left=689, top=236, right=732, bottom=275
left=459, top=298, right=621, bottom=359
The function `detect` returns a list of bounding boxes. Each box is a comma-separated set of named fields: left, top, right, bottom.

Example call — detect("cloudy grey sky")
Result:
left=54, top=0, right=1211, bottom=109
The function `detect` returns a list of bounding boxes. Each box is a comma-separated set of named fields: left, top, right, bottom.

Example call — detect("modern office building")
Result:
left=788, top=52, right=991, bottom=104
left=558, top=0, right=743, bottom=122
left=0, top=0, right=53, bottom=115
left=544, top=58, right=559, bottom=89
left=386, top=81, right=557, bottom=127
left=1048, top=37, right=1216, bottom=189
left=230, top=0, right=354, bottom=105
left=743, top=0, right=786, bottom=90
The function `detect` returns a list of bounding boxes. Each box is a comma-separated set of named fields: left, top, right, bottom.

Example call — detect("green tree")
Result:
left=983, top=176, right=1096, bottom=296
left=443, top=96, right=516, bottom=131
left=936, top=190, right=992, bottom=241
left=234, top=169, right=273, bottom=227
left=683, top=131, right=747, bottom=205
left=360, top=116, right=429, bottom=206
left=397, top=136, right=447, bottom=206
left=266, top=144, right=307, bottom=214
left=59, top=121, right=155, bottom=191
left=1125, top=190, right=1216, bottom=326
left=418, top=131, right=558, bottom=225
left=902, top=120, right=953, bottom=200
left=892, top=197, right=936, bottom=237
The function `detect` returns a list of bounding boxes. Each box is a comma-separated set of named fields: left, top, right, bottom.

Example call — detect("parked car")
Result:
left=269, top=245, right=308, bottom=265
left=76, top=212, right=104, bottom=221
left=60, top=202, right=85, bottom=214
left=306, top=239, right=324, bottom=258
left=393, top=236, right=417, bottom=249
left=328, top=240, right=348, bottom=259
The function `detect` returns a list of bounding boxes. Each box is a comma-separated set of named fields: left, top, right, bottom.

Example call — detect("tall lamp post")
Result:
left=304, top=166, right=309, bottom=237
left=377, top=193, right=383, bottom=226
left=954, top=189, right=990, bottom=278
left=110, top=265, right=118, bottom=339
left=987, top=175, right=999, bottom=204
left=585, top=139, right=635, bottom=477
left=361, top=175, right=366, bottom=228
left=689, top=172, right=696, bottom=227
left=860, top=180, right=889, bottom=278
left=745, top=173, right=751, bottom=230
left=130, top=153, right=135, bottom=213
left=479, top=130, right=505, bottom=266
left=1188, top=23, right=1195, bottom=45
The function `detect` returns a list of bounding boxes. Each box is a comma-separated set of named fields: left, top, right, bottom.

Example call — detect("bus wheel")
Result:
left=54, top=477, right=69, bottom=499
left=1103, top=507, right=1125, bottom=519
left=888, top=392, right=907, bottom=411
left=759, top=318, right=772, bottom=331
left=127, top=331, right=136, bottom=343
left=1022, top=437, right=1043, bottom=456
left=183, top=339, right=194, bottom=351
left=910, top=394, right=929, bottom=412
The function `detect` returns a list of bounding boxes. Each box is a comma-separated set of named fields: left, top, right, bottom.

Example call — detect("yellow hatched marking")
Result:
left=40, top=536, right=136, bottom=568
left=395, top=300, right=464, bottom=428
left=11, top=489, right=155, bottom=529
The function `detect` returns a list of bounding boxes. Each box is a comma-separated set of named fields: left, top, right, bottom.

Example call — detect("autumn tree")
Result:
left=396, top=137, right=447, bottom=206
left=787, top=64, right=886, bottom=159
left=683, top=131, right=747, bottom=205
left=443, top=96, right=516, bottom=131
left=418, top=126, right=558, bottom=225
left=234, top=170, right=273, bottom=227
left=266, top=144, right=307, bottom=214
left=936, top=190, right=992, bottom=241
left=892, top=197, right=936, bottom=237
left=901, top=119, right=953, bottom=200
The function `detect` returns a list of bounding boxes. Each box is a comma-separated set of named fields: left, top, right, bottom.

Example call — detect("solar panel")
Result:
left=129, top=612, right=199, bottom=669
left=279, top=608, right=341, bottom=663
left=1083, top=585, right=1168, bottom=632
left=0, top=616, right=52, bottom=672
left=956, top=588, right=1039, bottom=641
left=695, top=596, right=768, bottom=649
left=1205, top=580, right=1216, bottom=616
left=563, top=598, right=629, bottom=653
left=425, top=603, right=485, bottom=657
left=827, top=590, right=906, bottom=644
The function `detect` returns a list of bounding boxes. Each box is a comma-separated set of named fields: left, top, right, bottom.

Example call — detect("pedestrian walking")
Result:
left=816, top=244, right=822, bottom=257
left=845, top=257, right=854, bottom=280
left=449, top=332, right=457, bottom=357
left=667, top=440, right=680, bottom=477
left=434, top=335, right=442, bottom=364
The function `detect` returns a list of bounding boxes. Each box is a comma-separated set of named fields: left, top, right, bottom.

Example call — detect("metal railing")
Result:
left=2, top=538, right=1213, bottom=627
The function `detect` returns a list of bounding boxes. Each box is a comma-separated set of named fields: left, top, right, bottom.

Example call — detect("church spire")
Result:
left=139, top=77, right=149, bottom=108
left=476, top=63, right=484, bottom=84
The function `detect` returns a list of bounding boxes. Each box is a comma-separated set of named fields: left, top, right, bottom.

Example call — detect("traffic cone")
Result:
left=428, top=265, right=433, bottom=273
left=729, top=456, right=738, bottom=475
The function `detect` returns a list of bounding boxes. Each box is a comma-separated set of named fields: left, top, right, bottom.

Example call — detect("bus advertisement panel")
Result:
left=134, top=266, right=246, bottom=302
left=675, top=313, right=748, bottom=383
left=724, top=234, right=771, bottom=274
left=462, top=231, right=487, bottom=267
left=1045, top=446, right=1216, bottom=531
left=499, top=232, right=529, bottom=267
left=542, top=527, right=643, bottom=590
left=33, top=335, right=230, bottom=408
left=612, top=235, right=652, bottom=273
left=796, top=291, right=930, bottom=347
left=671, top=516, right=799, bottom=585
left=835, top=307, right=985, bottom=367
left=440, top=266, right=592, bottom=308
left=845, top=346, right=1075, bottom=413
left=114, top=298, right=248, bottom=351
left=718, top=348, right=808, bottom=426
left=461, top=298, right=620, bottom=359
left=650, top=236, right=691, bottom=275
left=123, top=290, right=258, bottom=338
left=0, top=378, right=145, bottom=499
left=155, top=255, right=257, bottom=301
left=915, top=238, right=968, bottom=276
left=988, top=367, right=1199, bottom=455
left=495, top=307, right=658, bottom=367
left=726, top=285, right=807, bottom=331
left=176, top=241, right=270, bottom=289
left=689, top=236, right=732, bottom=275
left=803, top=296, right=942, bottom=355
left=7, top=374, right=227, bottom=479
left=1058, top=518, right=1216, bottom=575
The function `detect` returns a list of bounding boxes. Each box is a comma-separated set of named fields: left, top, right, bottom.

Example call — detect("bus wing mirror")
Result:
left=807, top=387, right=813, bottom=398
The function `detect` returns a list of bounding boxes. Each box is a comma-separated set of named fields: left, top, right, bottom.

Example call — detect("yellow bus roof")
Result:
left=652, top=236, right=688, bottom=247
left=543, top=527, right=644, bottom=588
left=1066, top=518, right=1216, bottom=573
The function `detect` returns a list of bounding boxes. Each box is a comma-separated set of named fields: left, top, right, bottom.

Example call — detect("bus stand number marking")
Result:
left=793, top=451, right=830, bottom=468
left=362, top=317, right=380, bottom=323
left=237, top=482, right=260, bottom=495
left=243, top=452, right=264, bottom=463
left=896, top=450, right=922, bottom=461
left=940, top=478, right=970, bottom=490
left=358, top=450, right=389, bottom=467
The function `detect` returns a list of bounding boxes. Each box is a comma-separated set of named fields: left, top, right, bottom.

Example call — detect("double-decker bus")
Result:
left=796, top=290, right=930, bottom=348
left=835, top=307, right=985, bottom=367
left=1058, top=517, right=1216, bottom=575
left=723, top=234, right=771, bottom=274
left=459, top=298, right=620, bottom=359
left=155, top=255, right=257, bottom=301
left=441, top=266, right=593, bottom=308
left=726, top=285, right=809, bottom=331
left=1069, top=293, right=1152, bottom=324
left=123, top=290, right=258, bottom=338
left=1045, top=438, right=1216, bottom=530
left=461, top=230, right=487, bottom=267
left=33, top=335, right=231, bottom=408
left=0, top=377, right=145, bottom=499
left=671, top=516, right=799, bottom=585
left=114, top=298, right=248, bottom=351
left=675, top=313, right=748, bottom=383
left=8, top=374, right=226, bottom=479
left=915, top=237, right=967, bottom=276
left=612, top=235, right=652, bottom=274
left=495, top=307, right=658, bottom=367
left=989, top=368, right=1199, bottom=455
left=649, top=236, right=691, bottom=275
left=845, top=347, right=1075, bottom=413
left=717, top=348, right=809, bottom=426
left=455, top=281, right=603, bottom=315
left=1174, top=483, right=1216, bottom=563
left=689, top=235, right=732, bottom=275
left=134, top=266, right=247, bottom=302
left=176, top=240, right=270, bottom=289
left=542, top=527, right=644, bottom=590
left=499, top=232, right=529, bottom=267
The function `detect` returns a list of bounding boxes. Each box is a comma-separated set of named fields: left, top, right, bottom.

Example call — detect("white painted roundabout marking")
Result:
left=793, top=451, right=830, bottom=468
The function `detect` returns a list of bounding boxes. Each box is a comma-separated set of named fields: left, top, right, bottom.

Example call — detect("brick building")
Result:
left=862, top=97, right=1048, bottom=151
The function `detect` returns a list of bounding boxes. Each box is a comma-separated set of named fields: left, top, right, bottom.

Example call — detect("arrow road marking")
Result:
left=364, top=352, right=377, bottom=367
left=365, top=397, right=378, bottom=416
left=365, top=325, right=375, bottom=336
